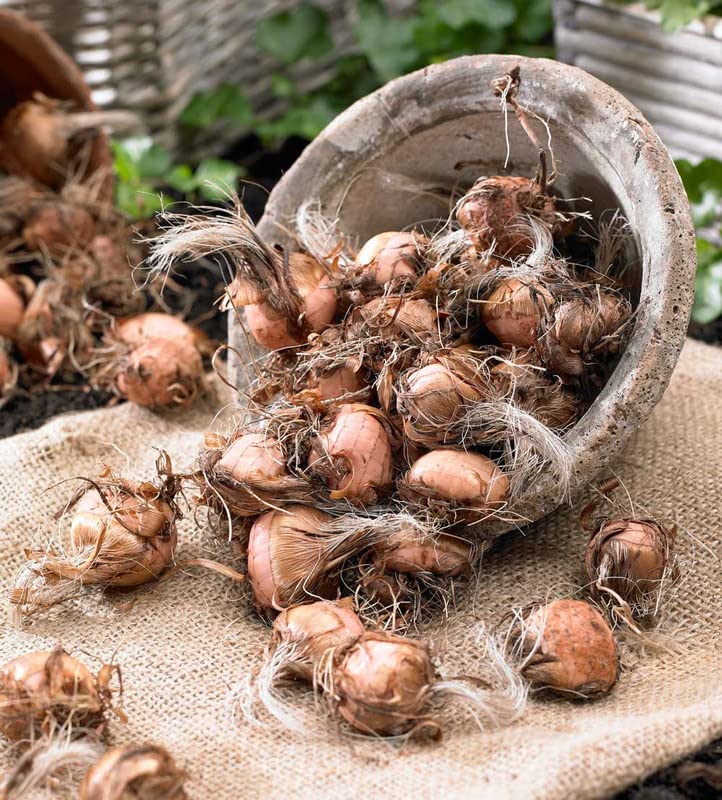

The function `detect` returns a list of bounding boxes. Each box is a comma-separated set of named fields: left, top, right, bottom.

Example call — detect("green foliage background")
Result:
left=111, top=0, right=722, bottom=324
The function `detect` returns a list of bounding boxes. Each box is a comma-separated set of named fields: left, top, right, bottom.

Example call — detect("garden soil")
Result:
left=0, top=338, right=720, bottom=800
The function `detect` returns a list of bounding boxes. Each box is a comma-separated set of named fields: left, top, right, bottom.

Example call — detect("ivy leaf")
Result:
left=180, top=84, right=253, bottom=129
left=437, top=0, right=516, bottom=30
left=116, top=182, right=163, bottom=220
left=271, top=74, right=297, bottom=99
left=691, top=188, right=722, bottom=228
left=195, top=159, right=245, bottom=200
left=354, top=0, right=419, bottom=82
left=166, top=164, right=197, bottom=194
left=257, top=97, right=338, bottom=146
left=137, top=142, right=173, bottom=180
left=110, top=139, right=140, bottom=184
left=657, top=0, right=713, bottom=32
left=256, top=3, right=333, bottom=64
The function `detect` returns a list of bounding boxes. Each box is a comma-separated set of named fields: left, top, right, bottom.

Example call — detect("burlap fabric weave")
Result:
left=1, top=338, right=721, bottom=800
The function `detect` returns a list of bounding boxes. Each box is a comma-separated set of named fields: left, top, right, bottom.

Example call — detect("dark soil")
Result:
left=617, top=738, right=722, bottom=800
left=0, top=135, right=305, bottom=438
left=688, top=318, right=722, bottom=346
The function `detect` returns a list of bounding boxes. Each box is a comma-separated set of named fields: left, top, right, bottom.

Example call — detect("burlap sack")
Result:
left=1, top=338, right=721, bottom=800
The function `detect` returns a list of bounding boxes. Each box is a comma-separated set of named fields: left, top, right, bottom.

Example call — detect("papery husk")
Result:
left=507, top=598, right=619, bottom=698
left=352, top=296, right=441, bottom=346
left=397, top=348, right=493, bottom=447
left=331, top=628, right=527, bottom=739
left=247, top=504, right=382, bottom=615
left=538, top=286, right=633, bottom=393
left=2, top=733, right=102, bottom=800
left=148, top=200, right=337, bottom=348
left=11, top=458, right=180, bottom=621
left=79, top=743, right=188, bottom=800
left=197, top=429, right=309, bottom=517
left=0, top=645, right=119, bottom=741
left=307, top=403, right=395, bottom=506
left=479, top=276, right=554, bottom=348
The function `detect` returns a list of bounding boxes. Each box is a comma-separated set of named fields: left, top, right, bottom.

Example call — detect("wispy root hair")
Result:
left=146, top=197, right=301, bottom=320
left=1, top=727, right=102, bottom=800
left=458, top=400, right=573, bottom=504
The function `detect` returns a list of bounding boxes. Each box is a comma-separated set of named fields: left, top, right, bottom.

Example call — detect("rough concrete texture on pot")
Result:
left=228, top=54, right=696, bottom=542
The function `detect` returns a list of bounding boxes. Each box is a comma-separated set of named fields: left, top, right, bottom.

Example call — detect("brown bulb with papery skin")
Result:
left=272, top=599, right=364, bottom=682
left=334, top=632, right=438, bottom=738
left=116, top=337, right=204, bottom=409
left=354, top=231, right=427, bottom=285
left=400, top=449, right=509, bottom=523
left=456, top=176, right=572, bottom=258
left=369, top=529, right=474, bottom=579
left=0, top=647, right=110, bottom=740
left=198, top=432, right=305, bottom=517
left=79, top=743, right=188, bottom=800
left=480, top=278, right=553, bottom=348
left=538, top=290, right=632, bottom=386
left=512, top=599, right=618, bottom=697
left=22, top=202, right=95, bottom=254
left=489, top=348, right=579, bottom=431
left=585, top=518, right=677, bottom=612
left=0, top=278, right=25, bottom=340
left=307, top=404, right=394, bottom=506
left=246, top=505, right=337, bottom=614
left=242, top=253, right=337, bottom=350
left=398, top=353, right=489, bottom=447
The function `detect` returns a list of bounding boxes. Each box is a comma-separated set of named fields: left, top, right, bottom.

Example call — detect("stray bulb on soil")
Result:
left=308, top=404, right=394, bottom=506
left=510, top=598, right=618, bottom=697
left=0, top=646, right=118, bottom=740
left=79, top=743, right=188, bottom=800
left=110, top=313, right=206, bottom=409
left=22, top=202, right=96, bottom=255
left=0, top=277, right=25, bottom=340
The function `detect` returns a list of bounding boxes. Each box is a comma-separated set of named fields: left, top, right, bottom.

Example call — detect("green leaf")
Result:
left=271, top=73, right=297, bottom=99
left=166, top=164, right=198, bottom=194
left=354, top=0, right=419, bottom=81
left=511, top=0, right=553, bottom=43
left=137, top=142, right=173, bottom=180
left=691, top=188, right=721, bottom=228
left=437, top=0, right=516, bottom=30
left=657, top=0, right=712, bottom=31
left=180, top=84, right=253, bottom=129
left=256, top=3, right=333, bottom=64
left=257, top=96, right=338, bottom=146
left=110, top=139, right=140, bottom=184
left=116, top=182, right=163, bottom=220
left=195, top=159, right=245, bottom=200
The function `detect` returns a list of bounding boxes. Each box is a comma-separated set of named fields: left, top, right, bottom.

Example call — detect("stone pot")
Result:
left=229, top=54, right=696, bottom=543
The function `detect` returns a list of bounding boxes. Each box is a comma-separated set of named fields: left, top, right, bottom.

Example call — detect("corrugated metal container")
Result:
left=554, top=0, right=722, bottom=161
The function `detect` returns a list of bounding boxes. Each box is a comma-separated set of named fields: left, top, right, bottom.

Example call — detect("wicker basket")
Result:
left=0, top=0, right=412, bottom=152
